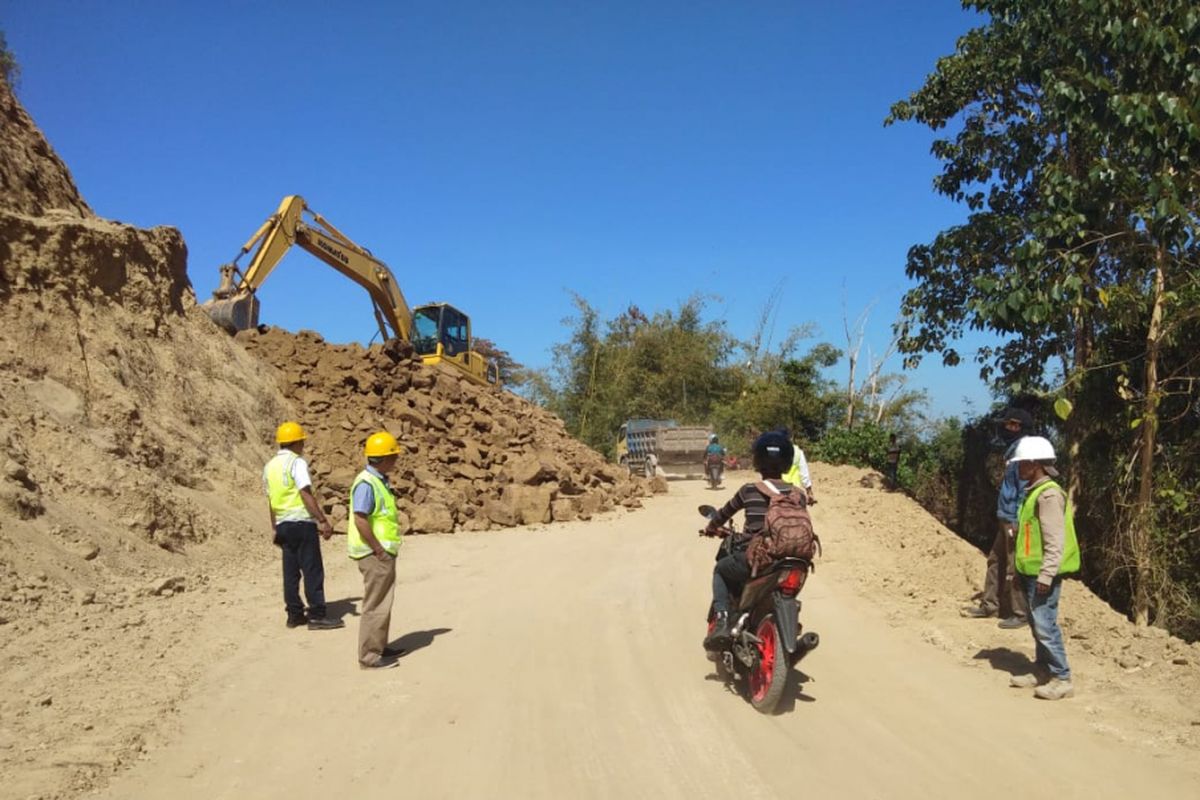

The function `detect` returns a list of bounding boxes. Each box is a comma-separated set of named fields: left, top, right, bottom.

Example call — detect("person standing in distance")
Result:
left=964, top=408, right=1032, bottom=628
left=885, top=433, right=901, bottom=491
left=348, top=431, right=406, bottom=670
left=264, top=421, right=341, bottom=630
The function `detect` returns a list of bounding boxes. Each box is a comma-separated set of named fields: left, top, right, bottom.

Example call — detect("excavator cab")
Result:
left=412, top=303, right=469, bottom=358
left=412, top=302, right=498, bottom=384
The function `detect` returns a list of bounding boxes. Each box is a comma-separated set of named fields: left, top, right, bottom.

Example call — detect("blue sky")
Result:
left=5, top=1, right=997, bottom=419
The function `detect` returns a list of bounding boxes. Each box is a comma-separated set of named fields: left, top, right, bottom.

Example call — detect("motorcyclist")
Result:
left=701, top=430, right=795, bottom=651
left=704, top=434, right=726, bottom=482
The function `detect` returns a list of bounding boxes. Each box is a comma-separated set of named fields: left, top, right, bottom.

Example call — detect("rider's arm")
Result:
left=709, top=486, right=747, bottom=529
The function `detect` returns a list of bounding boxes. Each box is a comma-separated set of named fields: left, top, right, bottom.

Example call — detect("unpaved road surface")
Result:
left=89, top=471, right=1199, bottom=800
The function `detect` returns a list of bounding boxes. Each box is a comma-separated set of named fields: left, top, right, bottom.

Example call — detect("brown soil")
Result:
left=0, top=80, right=90, bottom=218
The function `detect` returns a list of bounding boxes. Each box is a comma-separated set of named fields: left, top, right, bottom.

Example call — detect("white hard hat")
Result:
left=1007, top=435, right=1056, bottom=463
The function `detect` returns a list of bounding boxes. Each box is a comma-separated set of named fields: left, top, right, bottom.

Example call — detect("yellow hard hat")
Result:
left=276, top=421, right=306, bottom=445
left=364, top=430, right=403, bottom=458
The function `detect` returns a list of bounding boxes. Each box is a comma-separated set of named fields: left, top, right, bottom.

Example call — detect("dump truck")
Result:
left=615, top=419, right=711, bottom=478
left=203, top=195, right=499, bottom=386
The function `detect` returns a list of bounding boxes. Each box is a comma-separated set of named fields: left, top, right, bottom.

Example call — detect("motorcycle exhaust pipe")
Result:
left=792, top=631, right=820, bottom=664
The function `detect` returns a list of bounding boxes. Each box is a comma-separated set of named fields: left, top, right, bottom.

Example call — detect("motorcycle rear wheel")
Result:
left=747, top=615, right=788, bottom=713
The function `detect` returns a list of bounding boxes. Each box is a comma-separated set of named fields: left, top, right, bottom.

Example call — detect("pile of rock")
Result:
left=235, top=327, right=658, bottom=533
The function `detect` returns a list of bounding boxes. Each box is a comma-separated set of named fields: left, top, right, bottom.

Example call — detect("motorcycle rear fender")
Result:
left=774, top=595, right=799, bottom=654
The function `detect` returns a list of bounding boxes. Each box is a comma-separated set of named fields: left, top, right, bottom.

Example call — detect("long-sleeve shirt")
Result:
left=996, top=440, right=1027, bottom=524
left=1028, top=476, right=1068, bottom=585
left=710, top=479, right=794, bottom=547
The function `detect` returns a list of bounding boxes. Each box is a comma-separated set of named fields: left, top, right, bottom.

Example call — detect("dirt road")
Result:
left=88, top=471, right=1198, bottom=800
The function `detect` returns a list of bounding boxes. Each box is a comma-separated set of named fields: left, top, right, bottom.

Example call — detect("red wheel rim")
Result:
left=749, top=618, right=777, bottom=702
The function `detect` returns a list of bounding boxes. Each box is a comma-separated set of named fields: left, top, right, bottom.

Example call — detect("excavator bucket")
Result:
left=201, top=263, right=260, bottom=334
left=202, top=292, right=260, bottom=334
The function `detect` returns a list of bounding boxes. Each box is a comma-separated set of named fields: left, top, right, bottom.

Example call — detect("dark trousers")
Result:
left=275, top=520, right=327, bottom=620
left=982, top=519, right=1028, bottom=619
left=885, top=462, right=899, bottom=489
left=712, top=548, right=751, bottom=616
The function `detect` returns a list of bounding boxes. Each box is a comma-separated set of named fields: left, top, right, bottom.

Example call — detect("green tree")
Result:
left=541, top=295, right=740, bottom=454
left=472, top=337, right=525, bottom=387
left=889, top=0, right=1200, bottom=627
left=537, top=293, right=839, bottom=458
left=0, top=31, right=18, bottom=88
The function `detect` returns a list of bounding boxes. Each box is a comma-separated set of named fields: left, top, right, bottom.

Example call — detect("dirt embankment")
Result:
left=819, top=463, right=1200, bottom=751
left=0, top=78, right=649, bottom=799
left=0, top=80, right=90, bottom=219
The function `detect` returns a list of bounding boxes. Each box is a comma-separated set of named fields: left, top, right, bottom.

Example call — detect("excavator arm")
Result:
left=204, top=195, right=499, bottom=386
left=207, top=195, right=413, bottom=342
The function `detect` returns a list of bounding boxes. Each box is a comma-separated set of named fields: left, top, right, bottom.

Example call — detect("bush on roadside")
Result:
left=814, top=419, right=964, bottom=526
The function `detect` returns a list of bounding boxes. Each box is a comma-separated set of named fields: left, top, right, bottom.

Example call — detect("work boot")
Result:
left=1010, top=666, right=1048, bottom=688
left=704, top=612, right=732, bottom=651
left=1034, top=678, right=1075, bottom=700
left=307, top=616, right=345, bottom=630
left=997, top=616, right=1027, bottom=629
left=359, top=657, right=399, bottom=671
left=961, top=605, right=996, bottom=619
left=286, top=615, right=308, bottom=629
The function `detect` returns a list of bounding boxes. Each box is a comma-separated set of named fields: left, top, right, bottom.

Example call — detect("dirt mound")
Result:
left=817, top=463, right=1200, bottom=750
left=0, top=79, right=90, bottom=218
left=0, top=83, right=290, bottom=799
left=234, top=327, right=652, bottom=533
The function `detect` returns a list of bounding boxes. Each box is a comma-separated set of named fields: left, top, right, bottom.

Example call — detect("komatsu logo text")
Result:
left=316, top=239, right=350, bottom=266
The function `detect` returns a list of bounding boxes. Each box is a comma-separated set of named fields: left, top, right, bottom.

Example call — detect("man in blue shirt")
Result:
left=964, top=408, right=1032, bottom=628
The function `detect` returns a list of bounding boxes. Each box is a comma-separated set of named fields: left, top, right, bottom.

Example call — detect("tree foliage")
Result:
left=534, top=294, right=843, bottom=457
left=0, top=31, right=18, bottom=88
left=889, top=0, right=1200, bottom=633
left=472, top=337, right=525, bottom=387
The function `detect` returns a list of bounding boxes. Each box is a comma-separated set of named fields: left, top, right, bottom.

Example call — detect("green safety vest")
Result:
left=783, top=464, right=802, bottom=487
left=347, top=469, right=401, bottom=559
left=1015, top=480, right=1080, bottom=577
left=264, top=452, right=308, bottom=518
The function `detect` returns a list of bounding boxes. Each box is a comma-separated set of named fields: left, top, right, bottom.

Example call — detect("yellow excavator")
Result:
left=203, top=195, right=498, bottom=386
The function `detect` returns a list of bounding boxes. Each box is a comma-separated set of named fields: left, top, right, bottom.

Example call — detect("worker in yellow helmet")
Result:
left=348, top=430, right=405, bottom=669
left=264, top=422, right=342, bottom=630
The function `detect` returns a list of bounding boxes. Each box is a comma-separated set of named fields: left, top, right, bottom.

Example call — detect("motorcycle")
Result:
left=698, top=504, right=820, bottom=714
left=704, top=454, right=724, bottom=489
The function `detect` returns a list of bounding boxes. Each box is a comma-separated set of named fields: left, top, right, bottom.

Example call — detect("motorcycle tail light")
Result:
left=778, top=569, right=803, bottom=596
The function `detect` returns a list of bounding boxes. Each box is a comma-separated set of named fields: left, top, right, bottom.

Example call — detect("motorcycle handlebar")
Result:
left=698, top=527, right=733, bottom=538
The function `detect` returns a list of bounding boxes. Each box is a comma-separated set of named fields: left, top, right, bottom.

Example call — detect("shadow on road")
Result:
left=703, top=667, right=818, bottom=714
left=973, top=647, right=1035, bottom=676
left=774, top=668, right=817, bottom=713
left=388, top=627, right=453, bottom=659
left=326, top=597, right=362, bottom=623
